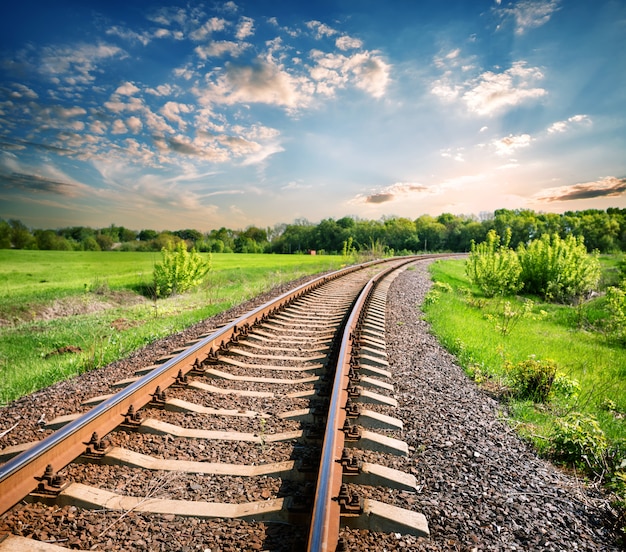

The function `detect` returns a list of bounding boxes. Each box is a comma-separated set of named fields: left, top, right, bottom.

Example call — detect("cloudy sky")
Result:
left=1, top=0, right=625, bottom=232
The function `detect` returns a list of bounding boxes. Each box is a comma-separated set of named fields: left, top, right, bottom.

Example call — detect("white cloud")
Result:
left=499, top=0, right=561, bottom=35
left=306, top=20, right=338, bottom=39
left=106, top=26, right=152, bottom=46
left=282, top=181, right=312, bottom=191
left=336, top=35, right=363, bottom=51
left=534, top=176, right=626, bottom=202
left=547, top=114, right=592, bottom=133
left=195, top=41, right=249, bottom=59
left=160, top=101, right=194, bottom=129
left=351, top=182, right=430, bottom=205
left=493, top=133, right=532, bottom=156
left=115, top=82, right=140, bottom=96
left=430, top=80, right=462, bottom=101
left=145, top=83, right=177, bottom=96
left=8, top=83, right=38, bottom=99
left=38, top=43, right=126, bottom=85
left=441, top=148, right=465, bottom=162
left=190, top=17, right=227, bottom=41
left=236, top=17, right=255, bottom=40
left=350, top=53, right=390, bottom=98
left=111, top=119, right=128, bottom=134
left=90, top=120, right=107, bottom=134
left=104, top=96, right=144, bottom=114
left=126, top=116, right=143, bottom=134
left=308, top=50, right=391, bottom=99
left=462, top=62, right=546, bottom=115
left=196, top=58, right=309, bottom=110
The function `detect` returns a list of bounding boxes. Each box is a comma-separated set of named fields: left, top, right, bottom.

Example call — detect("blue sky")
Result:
left=1, top=0, right=625, bottom=232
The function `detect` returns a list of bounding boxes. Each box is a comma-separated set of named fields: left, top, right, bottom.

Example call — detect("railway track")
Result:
left=0, top=256, right=440, bottom=551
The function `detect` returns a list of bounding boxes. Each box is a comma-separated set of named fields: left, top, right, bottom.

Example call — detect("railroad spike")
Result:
left=150, top=386, right=167, bottom=407
left=336, top=484, right=363, bottom=515
left=205, top=348, right=219, bottom=364
left=342, top=420, right=362, bottom=441
left=344, top=398, right=361, bottom=418
left=172, top=368, right=189, bottom=387
left=34, top=464, right=69, bottom=496
left=82, top=432, right=111, bottom=457
left=121, top=404, right=142, bottom=427
left=338, top=448, right=362, bottom=475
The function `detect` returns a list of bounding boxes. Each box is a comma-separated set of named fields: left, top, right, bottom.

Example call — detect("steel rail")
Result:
left=307, top=257, right=415, bottom=552
left=0, top=259, right=387, bottom=516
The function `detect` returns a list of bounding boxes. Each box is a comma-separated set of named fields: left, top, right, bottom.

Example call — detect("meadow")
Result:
left=422, top=258, right=626, bottom=446
left=0, top=250, right=345, bottom=405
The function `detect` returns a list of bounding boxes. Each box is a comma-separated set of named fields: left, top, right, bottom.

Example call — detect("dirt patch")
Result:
left=110, top=318, right=140, bottom=331
left=0, top=290, right=148, bottom=327
left=44, top=345, right=83, bottom=358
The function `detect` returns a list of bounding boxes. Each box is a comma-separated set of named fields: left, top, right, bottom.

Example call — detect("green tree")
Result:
left=34, top=229, right=65, bottom=250
left=414, top=215, right=447, bottom=251
left=0, top=219, right=12, bottom=248
left=95, top=233, right=114, bottom=251
left=81, top=236, right=101, bottom=251
left=9, top=219, right=34, bottom=249
left=314, top=218, right=346, bottom=253
left=138, top=229, right=158, bottom=241
left=383, top=217, right=419, bottom=252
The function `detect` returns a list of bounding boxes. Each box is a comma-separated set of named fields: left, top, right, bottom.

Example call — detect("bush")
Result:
left=517, top=234, right=601, bottom=304
left=153, top=243, right=211, bottom=298
left=550, top=413, right=607, bottom=469
left=465, top=229, right=522, bottom=297
left=506, top=357, right=557, bottom=402
left=605, top=285, right=626, bottom=345
left=551, top=373, right=580, bottom=400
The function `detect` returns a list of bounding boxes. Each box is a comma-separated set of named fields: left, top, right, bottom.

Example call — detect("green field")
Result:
left=423, top=258, right=626, bottom=444
left=0, top=250, right=345, bottom=405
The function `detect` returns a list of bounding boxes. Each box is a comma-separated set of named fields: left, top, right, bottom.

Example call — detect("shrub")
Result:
left=517, top=234, right=601, bottom=304
left=465, top=229, right=522, bottom=297
left=153, top=243, right=211, bottom=298
left=550, top=413, right=607, bottom=469
left=506, top=357, right=557, bottom=402
left=551, top=373, right=580, bottom=400
left=605, top=285, right=626, bottom=345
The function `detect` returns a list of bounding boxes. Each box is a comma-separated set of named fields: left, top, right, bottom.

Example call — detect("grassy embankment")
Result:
left=423, top=257, right=626, bottom=540
left=0, top=250, right=344, bottom=405
left=422, top=258, right=626, bottom=447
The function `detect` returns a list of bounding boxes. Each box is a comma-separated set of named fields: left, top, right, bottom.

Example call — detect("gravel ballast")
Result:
left=364, top=262, right=620, bottom=551
left=0, top=260, right=622, bottom=551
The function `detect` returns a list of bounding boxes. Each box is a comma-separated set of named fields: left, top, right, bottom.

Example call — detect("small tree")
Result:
left=465, top=229, right=522, bottom=297
left=153, top=243, right=211, bottom=298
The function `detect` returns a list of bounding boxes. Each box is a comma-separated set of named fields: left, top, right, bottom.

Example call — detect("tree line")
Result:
left=1, top=208, right=626, bottom=255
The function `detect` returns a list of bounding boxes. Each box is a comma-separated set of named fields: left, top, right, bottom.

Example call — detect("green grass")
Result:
left=423, top=259, right=626, bottom=445
left=0, top=250, right=345, bottom=404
